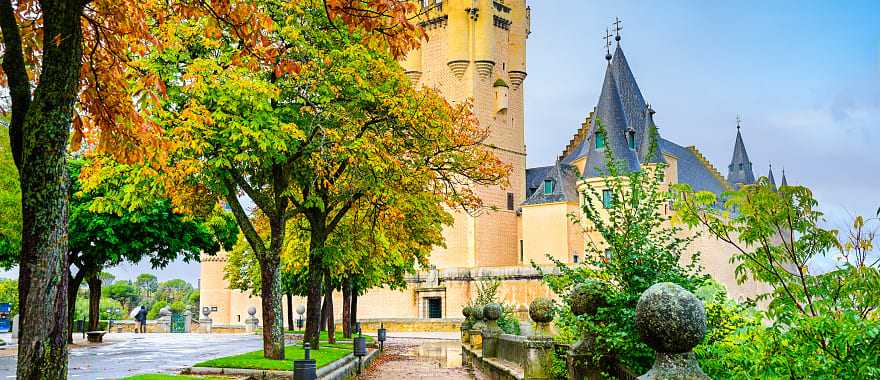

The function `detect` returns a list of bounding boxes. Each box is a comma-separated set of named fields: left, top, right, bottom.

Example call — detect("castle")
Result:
left=200, top=0, right=774, bottom=325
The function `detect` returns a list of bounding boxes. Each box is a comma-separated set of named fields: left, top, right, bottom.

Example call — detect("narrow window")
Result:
left=519, top=240, right=524, bottom=262
left=628, top=130, right=636, bottom=150
left=507, top=192, right=514, bottom=210
left=236, top=315, right=241, bottom=322
left=544, top=179, right=554, bottom=194
left=595, top=133, right=606, bottom=149
left=573, top=254, right=579, bottom=263
left=602, top=189, right=612, bottom=208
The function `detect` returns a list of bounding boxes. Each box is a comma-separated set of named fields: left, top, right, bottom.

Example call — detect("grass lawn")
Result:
left=193, top=343, right=351, bottom=371
left=287, top=330, right=373, bottom=342
left=119, top=375, right=232, bottom=380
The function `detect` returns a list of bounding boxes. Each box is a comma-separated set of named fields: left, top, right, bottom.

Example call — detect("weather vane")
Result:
left=736, top=114, right=742, bottom=130
left=603, top=28, right=613, bottom=61
left=612, top=17, right=622, bottom=43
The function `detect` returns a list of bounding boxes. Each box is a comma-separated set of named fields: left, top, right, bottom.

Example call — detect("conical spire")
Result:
left=582, top=63, right=640, bottom=177
left=781, top=168, right=789, bottom=187
left=727, top=123, right=756, bottom=186
left=768, top=164, right=777, bottom=187
left=638, top=104, right=665, bottom=164
left=610, top=45, right=648, bottom=138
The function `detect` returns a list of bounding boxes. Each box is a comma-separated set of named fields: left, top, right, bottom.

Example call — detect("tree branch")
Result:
left=0, top=0, right=31, bottom=169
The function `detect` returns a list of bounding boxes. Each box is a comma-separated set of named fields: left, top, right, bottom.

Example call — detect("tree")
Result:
left=102, top=281, right=139, bottom=312
left=0, top=278, right=17, bottom=316
left=135, top=273, right=159, bottom=299
left=156, top=279, right=194, bottom=304
left=67, top=157, right=236, bottom=335
left=136, top=1, right=506, bottom=357
left=674, top=179, right=880, bottom=377
left=0, top=124, right=19, bottom=263
left=97, top=272, right=116, bottom=285
left=537, top=138, right=706, bottom=372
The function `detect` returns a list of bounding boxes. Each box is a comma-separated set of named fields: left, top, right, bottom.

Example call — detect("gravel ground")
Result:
left=357, top=338, right=474, bottom=380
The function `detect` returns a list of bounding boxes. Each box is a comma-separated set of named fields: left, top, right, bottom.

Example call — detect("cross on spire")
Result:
left=613, top=17, right=622, bottom=43
left=603, top=28, right=613, bottom=60
left=736, top=114, right=742, bottom=130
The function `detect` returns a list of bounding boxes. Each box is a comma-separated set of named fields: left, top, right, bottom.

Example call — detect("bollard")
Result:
left=293, top=343, right=317, bottom=380
left=353, top=326, right=367, bottom=374
left=377, top=322, right=387, bottom=351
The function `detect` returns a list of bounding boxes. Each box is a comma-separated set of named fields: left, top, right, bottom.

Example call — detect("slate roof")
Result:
left=768, top=165, right=777, bottom=188
left=781, top=169, right=789, bottom=187
left=522, top=162, right=580, bottom=205
left=638, top=105, right=665, bottom=164
left=726, top=127, right=756, bottom=186
left=660, top=139, right=729, bottom=195
left=611, top=45, right=648, bottom=138
left=525, top=165, right=554, bottom=198
left=578, top=62, right=641, bottom=177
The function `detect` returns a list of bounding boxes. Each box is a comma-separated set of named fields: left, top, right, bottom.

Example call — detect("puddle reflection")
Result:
left=414, top=341, right=463, bottom=368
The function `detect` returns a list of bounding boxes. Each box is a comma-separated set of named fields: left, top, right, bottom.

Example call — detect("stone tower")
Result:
left=401, top=0, right=529, bottom=268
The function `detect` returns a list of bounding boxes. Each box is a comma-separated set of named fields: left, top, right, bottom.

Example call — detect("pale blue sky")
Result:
left=4, top=1, right=876, bottom=285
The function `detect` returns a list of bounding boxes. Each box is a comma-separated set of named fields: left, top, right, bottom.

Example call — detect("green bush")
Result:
left=466, top=279, right=522, bottom=335
left=147, top=300, right=168, bottom=319
left=169, top=301, right=187, bottom=313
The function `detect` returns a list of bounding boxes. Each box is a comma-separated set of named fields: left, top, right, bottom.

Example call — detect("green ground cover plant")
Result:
left=193, top=343, right=350, bottom=371
left=120, top=375, right=231, bottom=380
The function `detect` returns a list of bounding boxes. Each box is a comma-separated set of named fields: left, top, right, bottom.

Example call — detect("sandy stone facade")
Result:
left=199, top=1, right=769, bottom=326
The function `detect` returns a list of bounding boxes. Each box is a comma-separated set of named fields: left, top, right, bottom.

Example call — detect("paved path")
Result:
left=0, top=333, right=263, bottom=379
left=357, top=338, right=474, bottom=380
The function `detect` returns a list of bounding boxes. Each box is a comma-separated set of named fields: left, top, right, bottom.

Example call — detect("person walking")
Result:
left=136, top=306, right=147, bottom=333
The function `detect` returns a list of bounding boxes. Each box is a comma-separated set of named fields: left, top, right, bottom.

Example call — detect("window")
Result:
left=420, top=0, right=428, bottom=8
left=426, top=298, right=442, bottom=319
left=573, top=254, right=579, bottom=263
left=628, top=130, right=636, bottom=150
left=602, top=189, right=612, bottom=208
left=595, top=132, right=606, bottom=149
left=529, top=187, right=538, bottom=196
left=544, top=179, right=554, bottom=194
left=507, top=192, right=514, bottom=210
left=520, top=240, right=524, bottom=262
left=236, top=315, right=241, bottom=322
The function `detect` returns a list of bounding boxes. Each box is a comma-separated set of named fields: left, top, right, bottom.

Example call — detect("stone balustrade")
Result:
left=461, top=282, right=712, bottom=380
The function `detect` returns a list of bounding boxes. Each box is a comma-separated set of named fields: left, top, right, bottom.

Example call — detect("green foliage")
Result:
left=135, top=273, right=159, bottom=295
left=0, top=125, right=20, bottom=267
left=169, top=301, right=187, bottom=313
left=98, top=272, right=116, bottom=285
left=147, top=301, right=168, bottom=320
left=103, top=281, right=140, bottom=312
left=466, top=280, right=521, bottom=335
left=537, top=143, right=707, bottom=372
left=74, top=297, right=125, bottom=321
left=675, top=179, right=880, bottom=378
left=549, top=349, right=569, bottom=380
left=0, top=278, right=18, bottom=316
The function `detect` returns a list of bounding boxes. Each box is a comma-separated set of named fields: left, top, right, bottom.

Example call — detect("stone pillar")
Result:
left=635, top=282, right=711, bottom=380
left=183, top=311, right=192, bottom=333
left=460, top=306, right=473, bottom=345
left=481, top=304, right=503, bottom=358
left=244, top=306, right=259, bottom=333
left=568, top=280, right=609, bottom=380
left=524, top=297, right=555, bottom=380
left=199, top=308, right=213, bottom=334
left=157, top=306, right=172, bottom=333
left=469, top=329, right=483, bottom=350
left=10, top=314, right=18, bottom=342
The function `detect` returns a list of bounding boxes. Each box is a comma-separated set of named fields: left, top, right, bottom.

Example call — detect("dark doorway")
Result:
left=427, top=297, right=442, bottom=319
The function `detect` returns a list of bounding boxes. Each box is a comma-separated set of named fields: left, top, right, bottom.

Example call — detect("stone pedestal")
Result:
left=461, top=328, right=470, bottom=345
left=10, top=315, right=18, bottom=342
left=639, top=352, right=710, bottom=380
left=157, top=316, right=171, bottom=333
left=199, top=317, right=212, bottom=333
left=469, top=330, right=482, bottom=349
left=481, top=328, right=501, bottom=358
left=183, top=311, right=192, bottom=333
left=245, top=316, right=259, bottom=333
left=524, top=335, right=554, bottom=380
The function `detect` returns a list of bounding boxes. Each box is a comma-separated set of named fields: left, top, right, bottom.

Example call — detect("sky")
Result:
left=2, top=1, right=877, bottom=285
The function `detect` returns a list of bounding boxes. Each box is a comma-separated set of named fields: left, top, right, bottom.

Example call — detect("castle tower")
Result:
left=405, top=0, right=530, bottom=268
left=727, top=122, right=756, bottom=186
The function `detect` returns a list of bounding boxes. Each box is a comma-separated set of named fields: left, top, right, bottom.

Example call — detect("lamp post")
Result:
left=296, top=305, right=305, bottom=330
left=293, top=342, right=317, bottom=380
left=377, top=322, right=387, bottom=351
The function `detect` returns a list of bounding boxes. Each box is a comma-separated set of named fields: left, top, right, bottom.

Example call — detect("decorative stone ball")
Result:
left=529, top=298, right=555, bottom=323
left=483, top=303, right=502, bottom=321
left=569, top=280, right=608, bottom=317
left=296, top=305, right=306, bottom=315
left=636, top=282, right=706, bottom=353
left=159, top=306, right=172, bottom=317
left=462, top=306, right=472, bottom=319
left=247, top=306, right=257, bottom=317
left=472, top=305, right=485, bottom=321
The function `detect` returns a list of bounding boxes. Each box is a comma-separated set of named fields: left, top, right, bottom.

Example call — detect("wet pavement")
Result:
left=0, top=333, right=263, bottom=379
left=357, top=338, right=474, bottom=380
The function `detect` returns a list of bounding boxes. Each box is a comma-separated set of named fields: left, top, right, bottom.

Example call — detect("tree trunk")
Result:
left=286, top=292, right=294, bottom=331
left=258, top=254, right=285, bottom=359
left=66, top=268, right=85, bottom=343
left=2, top=0, right=85, bottom=377
left=87, top=275, right=102, bottom=331
left=351, top=286, right=358, bottom=334
left=325, top=279, right=335, bottom=344
left=304, top=236, right=325, bottom=349
left=342, top=279, right=352, bottom=338
left=320, top=289, right=330, bottom=332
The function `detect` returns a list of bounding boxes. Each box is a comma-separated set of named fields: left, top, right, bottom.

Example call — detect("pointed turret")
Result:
left=610, top=45, right=648, bottom=137
left=581, top=63, right=640, bottom=177
left=638, top=104, right=665, bottom=164
left=767, top=164, right=777, bottom=189
left=726, top=124, right=755, bottom=186
left=781, top=168, right=789, bottom=187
